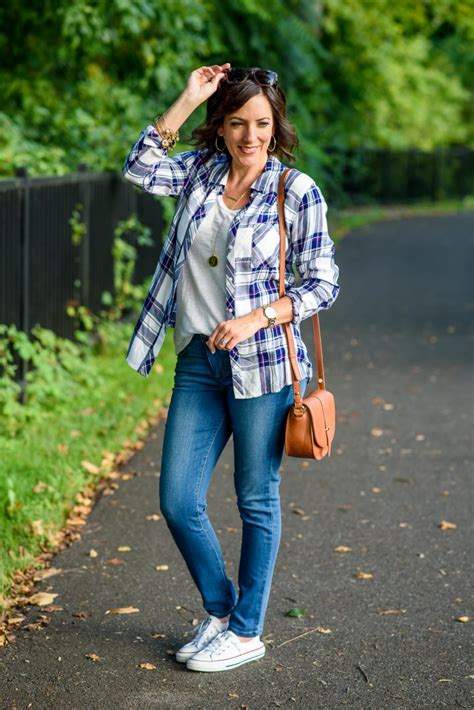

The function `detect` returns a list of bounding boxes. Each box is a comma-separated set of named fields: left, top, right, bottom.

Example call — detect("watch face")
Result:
left=265, top=306, right=277, bottom=318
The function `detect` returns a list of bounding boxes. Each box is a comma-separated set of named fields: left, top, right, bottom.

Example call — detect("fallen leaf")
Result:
left=117, top=546, right=131, bottom=552
left=105, top=558, right=125, bottom=565
left=371, top=487, right=382, bottom=493
left=150, top=632, right=166, bottom=638
left=382, top=403, right=394, bottom=411
left=371, top=397, right=385, bottom=406
left=315, top=627, right=332, bottom=634
left=32, top=567, right=63, bottom=582
left=57, top=444, right=69, bottom=455
left=139, top=662, right=156, bottom=670
left=292, top=508, right=306, bottom=516
left=80, top=460, right=101, bottom=475
left=67, top=517, right=86, bottom=527
left=334, top=545, right=352, bottom=553
left=30, top=520, right=44, bottom=537
left=105, top=607, right=139, bottom=615
left=370, top=428, right=384, bottom=437
left=85, top=653, right=103, bottom=662
left=455, top=615, right=470, bottom=623
left=6, top=616, right=25, bottom=626
left=225, top=527, right=239, bottom=533
left=415, top=434, right=425, bottom=441
left=32, top=481, right=52, bottom=494
left=155, top=565, right=169, bottom=571
left=354, top=571, right=373, bottom=580
left=377, top=609, right=406, bottom=615
left=89, top=549, right=98, bottom=558
left=28, top=592, right=58, bottom=606
left=228, top=692, right=239, bottom=699
left=145, top=514, right=161, bottom=521
left=73, top=611, right=91, bottom=619
left=439, top=520, right=457, bottom=530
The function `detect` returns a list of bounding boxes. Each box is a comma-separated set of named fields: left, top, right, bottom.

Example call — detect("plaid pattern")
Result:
left=122, top=124, right=340, bottom=399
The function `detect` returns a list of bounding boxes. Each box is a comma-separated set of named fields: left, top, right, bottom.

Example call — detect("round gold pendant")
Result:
left=208, top=255, right=218, bottom=267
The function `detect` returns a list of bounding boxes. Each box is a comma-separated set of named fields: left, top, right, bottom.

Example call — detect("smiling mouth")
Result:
left=239, top=146, right=259, bottom=153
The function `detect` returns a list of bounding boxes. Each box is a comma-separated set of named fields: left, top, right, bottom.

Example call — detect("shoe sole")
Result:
left=186, top=646, right=265, bottom=672
left=175, top=651, right=193, bottom=663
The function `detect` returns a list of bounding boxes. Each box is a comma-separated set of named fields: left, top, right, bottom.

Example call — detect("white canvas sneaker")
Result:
left=175, top=615, right=229, bottom=663
left=186, top=629, right=265, bottom=672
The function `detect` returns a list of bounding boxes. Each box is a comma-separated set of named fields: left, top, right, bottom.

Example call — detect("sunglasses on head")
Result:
left=223, top=67, right=279, bottom=86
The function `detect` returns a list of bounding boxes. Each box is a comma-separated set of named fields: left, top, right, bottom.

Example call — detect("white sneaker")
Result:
left=175, top=615, right=229, bottom=663
left=186, top=629, right=265, bottom=672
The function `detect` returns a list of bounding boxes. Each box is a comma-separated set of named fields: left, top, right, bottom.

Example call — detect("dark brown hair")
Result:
left=188, top=75, right=299, bottom=163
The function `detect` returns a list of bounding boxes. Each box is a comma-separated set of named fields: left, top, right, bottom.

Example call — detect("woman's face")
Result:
left=217, top=93, right=275, bottom=168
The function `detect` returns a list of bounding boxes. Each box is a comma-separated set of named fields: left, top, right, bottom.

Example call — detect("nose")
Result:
left=243, top=128, right=259, bottom=143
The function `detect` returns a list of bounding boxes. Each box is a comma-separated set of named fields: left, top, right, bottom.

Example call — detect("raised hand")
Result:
left=184, top=63, right=231, bottom=106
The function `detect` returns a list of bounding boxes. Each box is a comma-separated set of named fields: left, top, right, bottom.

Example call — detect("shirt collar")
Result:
left=207, top=151, right=283, bottom=194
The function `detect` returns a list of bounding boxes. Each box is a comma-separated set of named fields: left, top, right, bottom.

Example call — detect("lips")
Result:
left=239, top=146, right=259, bottom=154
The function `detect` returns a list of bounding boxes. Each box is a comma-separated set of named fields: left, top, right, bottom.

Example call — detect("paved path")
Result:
left=1, top=213, right=473, bottom=709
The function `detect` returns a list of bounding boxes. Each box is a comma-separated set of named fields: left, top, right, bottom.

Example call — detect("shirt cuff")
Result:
left=286, top=289, right=304, bottom=326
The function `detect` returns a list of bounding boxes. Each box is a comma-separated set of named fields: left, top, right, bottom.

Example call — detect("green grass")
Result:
left=0, top=327, right=177, bottom=603
left=329, top=195, right=474, bottom=242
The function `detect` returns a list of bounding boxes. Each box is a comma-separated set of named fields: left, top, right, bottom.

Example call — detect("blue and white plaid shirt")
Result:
left=122, top=124, right=340, bottom=399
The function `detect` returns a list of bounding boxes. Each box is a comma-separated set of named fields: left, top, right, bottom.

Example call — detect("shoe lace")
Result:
left=193, top=616, right=212, bottom=639
left=203, top=630, right=234, bottom=657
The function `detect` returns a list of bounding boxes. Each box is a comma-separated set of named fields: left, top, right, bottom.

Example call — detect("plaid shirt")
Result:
left=122, top=124, right=340, bottom=399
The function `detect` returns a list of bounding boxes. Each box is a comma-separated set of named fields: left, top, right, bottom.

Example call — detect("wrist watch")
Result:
left=262, top=303, right=277, bottom=328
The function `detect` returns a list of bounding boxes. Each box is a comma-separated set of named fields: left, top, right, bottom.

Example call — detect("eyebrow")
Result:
left=228, top=116, right=271, bottom=121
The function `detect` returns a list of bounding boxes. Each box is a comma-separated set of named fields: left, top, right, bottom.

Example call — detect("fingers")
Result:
left=206, top=323, right=234, bottom=352
left=201, top=63, right=231, bottom=82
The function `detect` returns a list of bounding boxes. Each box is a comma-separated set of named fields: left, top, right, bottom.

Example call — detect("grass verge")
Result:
left=0, top=327, right=176, bottom=610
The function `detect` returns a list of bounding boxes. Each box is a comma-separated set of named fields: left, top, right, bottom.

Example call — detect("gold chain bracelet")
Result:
left=153, top=113, right=179, bottom=150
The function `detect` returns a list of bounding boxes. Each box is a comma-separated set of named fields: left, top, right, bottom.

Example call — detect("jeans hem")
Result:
left=227, top=626, right=262, bottom=637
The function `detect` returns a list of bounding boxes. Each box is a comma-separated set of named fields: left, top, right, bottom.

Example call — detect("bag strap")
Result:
left=277, top=167, right=326, bottom=412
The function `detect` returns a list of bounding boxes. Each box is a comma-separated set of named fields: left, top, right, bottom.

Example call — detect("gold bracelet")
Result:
left=153, top=114, right=179, bottom=150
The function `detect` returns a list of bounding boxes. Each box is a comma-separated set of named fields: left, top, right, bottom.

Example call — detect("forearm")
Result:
left=251, top=296, right=294, bottom=329
left=158, top=91, right=200, bottom=133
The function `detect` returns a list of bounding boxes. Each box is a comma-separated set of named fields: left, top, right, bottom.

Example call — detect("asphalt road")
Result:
left=1, top=212, right=473, bottom=710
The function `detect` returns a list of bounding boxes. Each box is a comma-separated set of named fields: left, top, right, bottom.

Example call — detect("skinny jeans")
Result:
left=159, top=334, right=308, bottom=636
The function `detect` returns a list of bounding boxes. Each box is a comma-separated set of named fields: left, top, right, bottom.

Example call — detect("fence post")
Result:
left=78, top=163, right=91, bottom=308
left=16, top=166, right=30, bottom=404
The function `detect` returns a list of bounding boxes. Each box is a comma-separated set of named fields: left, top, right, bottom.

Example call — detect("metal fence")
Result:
left=326, top=146, right=474, bottom=206
left=0, top=166, right=164, bottom=342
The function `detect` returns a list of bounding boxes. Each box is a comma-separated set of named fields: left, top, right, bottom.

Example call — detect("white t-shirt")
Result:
left=173, top=193, right=241, bottom=355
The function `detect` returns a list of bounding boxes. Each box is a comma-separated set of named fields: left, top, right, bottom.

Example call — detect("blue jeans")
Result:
left=159, top=334, right=308, bottom=637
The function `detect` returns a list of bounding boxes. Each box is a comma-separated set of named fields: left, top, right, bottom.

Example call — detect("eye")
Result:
left=230, top=122, right=270, bottom=127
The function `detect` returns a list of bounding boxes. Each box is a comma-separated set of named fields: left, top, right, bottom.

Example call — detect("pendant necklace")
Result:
left=208, top=187, right=248, bottom=267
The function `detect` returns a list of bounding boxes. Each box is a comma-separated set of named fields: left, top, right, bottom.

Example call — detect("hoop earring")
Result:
left=215, top=135, right=226, bottom=152
left=268, top=135, right=277, bottom=152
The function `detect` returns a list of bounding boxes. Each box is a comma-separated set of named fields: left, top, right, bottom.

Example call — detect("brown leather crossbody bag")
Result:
left=277, top=167, right=336, bottom=460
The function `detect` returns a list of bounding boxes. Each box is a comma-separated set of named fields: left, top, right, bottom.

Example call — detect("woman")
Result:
left=122, top=63, right=340, bottom=672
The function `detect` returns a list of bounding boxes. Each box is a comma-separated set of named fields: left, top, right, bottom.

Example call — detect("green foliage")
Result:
left=0, top=212, right=154, bottom=438
left=0, top=323, right=98, bottom=437
left=0, top=0, right=472, bottom=184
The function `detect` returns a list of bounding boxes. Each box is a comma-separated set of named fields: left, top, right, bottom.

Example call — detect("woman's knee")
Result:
left=159, top=486, right=199, bottom=527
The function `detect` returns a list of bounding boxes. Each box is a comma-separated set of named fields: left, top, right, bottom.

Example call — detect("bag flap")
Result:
left=304, top=389, right=336, bottom=448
